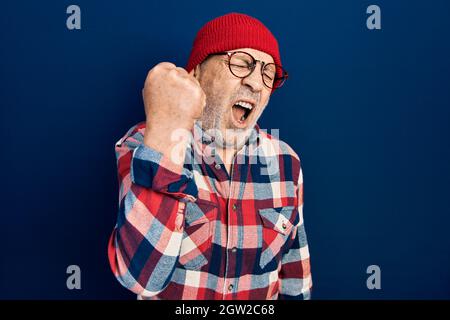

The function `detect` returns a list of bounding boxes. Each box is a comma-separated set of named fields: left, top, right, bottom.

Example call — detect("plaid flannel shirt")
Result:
left=108, top=121, right=312, bottom=299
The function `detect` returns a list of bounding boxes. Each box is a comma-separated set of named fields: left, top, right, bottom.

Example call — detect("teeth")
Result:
left=240, top=115, right=246, bottom=121
left=235, top=101, right=253, bottom=110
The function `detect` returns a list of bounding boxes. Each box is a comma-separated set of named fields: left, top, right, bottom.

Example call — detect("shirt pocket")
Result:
left=258, top=206, right=296, bottom=270
left=178, top=198, right=217, bottom=270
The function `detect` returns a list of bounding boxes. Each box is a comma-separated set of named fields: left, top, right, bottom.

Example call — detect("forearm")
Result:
left=143, top=121, right=192, bottom=168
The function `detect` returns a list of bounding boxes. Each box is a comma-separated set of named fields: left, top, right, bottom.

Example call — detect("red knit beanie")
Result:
left=186, top=13, right=282, bottom=77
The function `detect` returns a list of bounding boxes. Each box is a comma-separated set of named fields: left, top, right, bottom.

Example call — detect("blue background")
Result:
left=1, top=0, right=449, bottom=299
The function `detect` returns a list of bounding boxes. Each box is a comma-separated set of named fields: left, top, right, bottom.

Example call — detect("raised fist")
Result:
left=142, top=62, right=206, bottom=132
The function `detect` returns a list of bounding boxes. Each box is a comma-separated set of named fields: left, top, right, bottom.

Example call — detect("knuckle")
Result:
left=146, top=67, right=156, bottom=79
left=157, top=62, right=176, bottom=69
left=151, top=62, right=175, bottom=76
left=168, top=68, right=180, bottom=78
left=175, top=67, right=188, bottom=75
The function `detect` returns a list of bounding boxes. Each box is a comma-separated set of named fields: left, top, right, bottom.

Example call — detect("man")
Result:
left=108, top=12, right=312, bottom=300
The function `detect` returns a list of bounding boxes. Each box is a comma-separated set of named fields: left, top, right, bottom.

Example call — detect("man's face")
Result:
left=195, top=48, right=274, bottom=149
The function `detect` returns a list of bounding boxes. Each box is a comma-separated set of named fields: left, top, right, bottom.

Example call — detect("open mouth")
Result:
left=231, top=100, right=255, bottom=128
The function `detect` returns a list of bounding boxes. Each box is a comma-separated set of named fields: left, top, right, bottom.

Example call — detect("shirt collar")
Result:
left=193, top=122, right=260, bottom=147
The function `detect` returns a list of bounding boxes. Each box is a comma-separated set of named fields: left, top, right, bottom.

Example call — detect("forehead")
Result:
left=229, top=48, right=275, bottom=64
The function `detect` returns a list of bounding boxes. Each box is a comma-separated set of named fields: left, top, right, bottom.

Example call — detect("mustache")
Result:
left=230, top=87, right=261, bottom=105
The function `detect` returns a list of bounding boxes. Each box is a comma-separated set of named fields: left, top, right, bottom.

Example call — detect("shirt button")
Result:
left=228, top=284, right=234, bottom=291
left=232, top=204, right=237, bottom=211
left=231, top=247, right=237, bottom=253
left=282, top=223, right=287, bottom=230
left=215, top=163, right=221, bottom=170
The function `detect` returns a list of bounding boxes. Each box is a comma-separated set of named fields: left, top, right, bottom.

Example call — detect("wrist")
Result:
left=143, top=123, right=191, bottom=165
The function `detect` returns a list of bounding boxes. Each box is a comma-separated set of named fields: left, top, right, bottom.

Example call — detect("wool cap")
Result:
left=186, top=13, right=282, bottom=76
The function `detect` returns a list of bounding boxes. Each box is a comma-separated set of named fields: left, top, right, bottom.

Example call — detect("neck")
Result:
left=215, top=146, right=237, bottom=174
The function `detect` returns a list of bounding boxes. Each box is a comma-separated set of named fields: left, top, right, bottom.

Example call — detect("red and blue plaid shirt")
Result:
left=108, top=122, right=312, bottom=299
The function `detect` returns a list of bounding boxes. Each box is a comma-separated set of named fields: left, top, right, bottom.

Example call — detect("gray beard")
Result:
left=198, top=105, right=239, bottom=149
left=197, top=87, right=263, bottom=149
left=198, top=102, right=223, bottom=132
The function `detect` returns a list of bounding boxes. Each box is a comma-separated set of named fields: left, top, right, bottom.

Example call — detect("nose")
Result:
left=241, top=63, right=265, bottom=92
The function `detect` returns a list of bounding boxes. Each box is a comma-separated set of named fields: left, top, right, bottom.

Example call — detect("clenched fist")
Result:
left=142, top=62, right=206, bottom=162
left=143, top=62, right=205, bottom=131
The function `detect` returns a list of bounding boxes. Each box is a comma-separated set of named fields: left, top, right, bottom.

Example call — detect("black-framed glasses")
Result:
left=210, top=51, right=288, bottom=89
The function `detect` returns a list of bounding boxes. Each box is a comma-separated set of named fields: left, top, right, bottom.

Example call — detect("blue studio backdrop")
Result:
left=1, top=0, right=450, bottom=299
